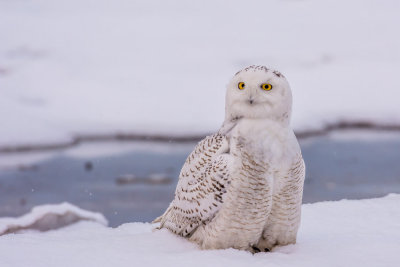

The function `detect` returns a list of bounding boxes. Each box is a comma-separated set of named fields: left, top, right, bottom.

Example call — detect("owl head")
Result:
left=225, top=65, right=292, bottom=126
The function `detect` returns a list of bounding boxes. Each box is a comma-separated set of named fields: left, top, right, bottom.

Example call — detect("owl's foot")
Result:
left=250, top=246, right=270, bottom=254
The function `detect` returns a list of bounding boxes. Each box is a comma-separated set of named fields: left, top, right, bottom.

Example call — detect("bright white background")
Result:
left=0, top=0, right=399, bottom=147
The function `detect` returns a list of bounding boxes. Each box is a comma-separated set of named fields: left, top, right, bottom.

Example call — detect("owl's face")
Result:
left=225, top=66, right=292, bottom=125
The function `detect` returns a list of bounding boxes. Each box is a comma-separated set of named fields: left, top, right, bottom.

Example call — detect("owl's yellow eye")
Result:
left=261, top=83, right=272, bottom=91
left=238, top=82, right=245, bottom=90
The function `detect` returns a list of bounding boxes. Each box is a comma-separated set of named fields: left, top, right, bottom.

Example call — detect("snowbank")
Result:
left=0, top=195, right=399, bottom=267
left=0, top=0, right=399, bottom=148
left=0, top=202, right=107, bottom=236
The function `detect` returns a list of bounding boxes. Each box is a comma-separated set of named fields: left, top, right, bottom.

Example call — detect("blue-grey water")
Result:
left=0, top=131, right=399, bottom=227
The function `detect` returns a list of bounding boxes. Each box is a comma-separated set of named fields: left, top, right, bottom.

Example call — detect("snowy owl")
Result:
left=153, top=65, right=305, bottom=253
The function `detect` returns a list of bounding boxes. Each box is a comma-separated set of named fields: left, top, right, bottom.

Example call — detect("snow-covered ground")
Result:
left=0, top=194, right=399, bottom=267
left=0, top=0, right=399, bottom=148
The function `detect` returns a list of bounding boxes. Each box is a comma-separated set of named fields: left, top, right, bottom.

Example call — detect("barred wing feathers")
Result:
left=154, top=133, right=232, bottom=237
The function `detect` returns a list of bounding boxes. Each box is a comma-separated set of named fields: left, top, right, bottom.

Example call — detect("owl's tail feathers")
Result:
left=151, top=215, right=164, bottom=232
left=151, top=205, right=173, bottom=231
left=152, top=215, right=162, bottom=224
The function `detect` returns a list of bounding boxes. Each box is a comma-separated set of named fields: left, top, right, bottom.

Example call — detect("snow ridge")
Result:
left=0, top=202, right=108, bottom=236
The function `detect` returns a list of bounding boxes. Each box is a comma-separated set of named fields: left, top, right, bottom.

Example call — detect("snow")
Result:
left=0, top=195, right=399, bottom=267
left=0, top=202, right=107, bottom=236
left=0, top=0, right=399, bottom=147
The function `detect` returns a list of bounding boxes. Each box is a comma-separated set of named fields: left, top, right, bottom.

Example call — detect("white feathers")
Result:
left=225, top=65, right=292, bottom=126
left=154, top=133, right=232, bottom=236
left=154, top=65, right=305, bottom=252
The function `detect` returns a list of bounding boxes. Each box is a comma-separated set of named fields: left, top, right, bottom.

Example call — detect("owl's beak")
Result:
left=248, top=94, right=255, bottom=104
